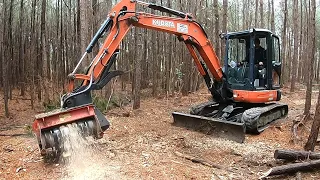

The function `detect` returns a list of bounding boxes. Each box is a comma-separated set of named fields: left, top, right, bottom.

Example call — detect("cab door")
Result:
left=272, top=36, right=281, bottom=89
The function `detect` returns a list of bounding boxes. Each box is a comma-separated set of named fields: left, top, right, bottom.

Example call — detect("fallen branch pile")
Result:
left=261, top=149, right=320, bottom=179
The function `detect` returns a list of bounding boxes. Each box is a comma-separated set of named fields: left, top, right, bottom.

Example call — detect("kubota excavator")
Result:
left=32, top=0, right=288, bottom=159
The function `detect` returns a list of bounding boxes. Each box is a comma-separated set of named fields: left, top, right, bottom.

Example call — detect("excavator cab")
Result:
left=173, top=29, right=288, bottom=142
left=224, top=29, right=282, bottom=91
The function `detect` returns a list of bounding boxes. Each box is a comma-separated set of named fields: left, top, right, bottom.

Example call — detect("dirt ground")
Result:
left=0, top=85, right=320, bottom=180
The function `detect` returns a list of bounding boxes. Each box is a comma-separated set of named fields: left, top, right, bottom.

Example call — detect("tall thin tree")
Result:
left=221, top=0, right=228, bottom=60
left=214, top=0, right=221, bottom=59
left=290, top=0, right=299, bottom=92
left=260, top=0, right=264, bottom=28
left=133, top=30, right=142, bottom=109
left=303, top=0, right=316, bottom=115
left=281, top=0, right=288, bottom=85
left=271, top=0, right=275, bottom=32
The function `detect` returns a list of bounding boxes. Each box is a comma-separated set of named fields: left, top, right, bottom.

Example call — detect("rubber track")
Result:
left=242, top=103, right=288, bottom=133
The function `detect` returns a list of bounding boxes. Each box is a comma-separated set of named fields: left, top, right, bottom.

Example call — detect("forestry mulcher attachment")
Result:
left=32, top=0, right=288, bottom=159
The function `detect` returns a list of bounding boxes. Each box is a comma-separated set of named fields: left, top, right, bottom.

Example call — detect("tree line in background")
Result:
left=0, top=0, right=319, bottom=122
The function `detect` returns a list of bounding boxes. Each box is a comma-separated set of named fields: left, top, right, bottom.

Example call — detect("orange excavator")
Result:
left=32, top=0, right=288, bottom=159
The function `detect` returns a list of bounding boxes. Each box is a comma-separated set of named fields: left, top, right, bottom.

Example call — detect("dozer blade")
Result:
left=172, top=112, right=246, bottom=143
left=32, top=104, right=109, bottom=160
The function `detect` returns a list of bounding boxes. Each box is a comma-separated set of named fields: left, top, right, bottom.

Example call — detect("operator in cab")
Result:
left=254, top=38, right=266, bottom=67
left=243, top=38, right=266, bottom=67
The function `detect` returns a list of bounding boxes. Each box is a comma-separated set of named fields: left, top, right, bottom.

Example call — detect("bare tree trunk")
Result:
left=281, top=0, right=288, bottom=85
left=76, top=0, right=81, bottom=62
left=305, top=91, right=320, bottom=151
left=91, top=0, right=99, bottom=57
left=260, top=0, right=264, bottom=28
left=167, top=36, right=173, bottom=94
left=302, top=0, right=309, bottom=83
left=298, top=0, right=304, bottom=82
left=246, top=0, right=251, bottom=28
left=214, top=0, right=220, bottom=59
left=288, top=31, right=292, bottom=77
left=151, top=0, right=158, bottom=97
left=7, top=0, right=14, bottom=101
left=248, top=4, right=253, bottom=28
left=271, top=0, right=275, bottom=32
left=37, top=11, right=42, bottom=102
left=2, top=0, right=10, bottom=117
left=40, top=0, right=50, bottom=103
left=60, top=0, right=65, bottom=89
left=164, top=0, right=173, bottom=94
left=80, top=0, right=89, bottom=67
left=152, top=32, right=158, bottom=97
left=0, top=5, right=2, bottom=88
left=221, top=0, right=228, bottom=60
left=267, top=0, right=270, bottom=29
left=18, top=0, right=25, bottom=96
left=131, top=28, right=137, bottom=95
left=141, top=29, right=149, bottom=89
left=254, top=0, right=259, bottom=27
left=242, top=0, right=246, bottom=29
left=304, top=0, right=316, bottom=115
left=290, top=0, right=299, bottom=92
left=304, top=0, right=318, bottom=151
left=133, top=30, right=142, bottom=110
left=30, top=0, right=37, bottom=109
left=182, top=0, right=191, bottom=95
left=181, top=54, right=190, bottom=96
left=0, top=25, right=2, bottom=89
left=317, top=46, right=320, bottom=84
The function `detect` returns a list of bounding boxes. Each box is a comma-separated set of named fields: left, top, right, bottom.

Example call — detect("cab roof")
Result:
left=225, top=28, right=279, bottom=39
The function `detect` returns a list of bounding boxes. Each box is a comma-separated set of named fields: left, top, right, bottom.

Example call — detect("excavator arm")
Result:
left=64, top=0, right=230, bottom=108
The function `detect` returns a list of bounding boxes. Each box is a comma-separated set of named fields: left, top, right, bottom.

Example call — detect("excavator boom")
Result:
left=68, top=0, right=226, bottom=101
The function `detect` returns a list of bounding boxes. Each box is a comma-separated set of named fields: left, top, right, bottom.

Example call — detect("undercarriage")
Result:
left=173, top=101, right=288, bottom=143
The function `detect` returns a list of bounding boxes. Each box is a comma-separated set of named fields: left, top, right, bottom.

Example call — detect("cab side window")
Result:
left=273, top=37, right=280, bottom=63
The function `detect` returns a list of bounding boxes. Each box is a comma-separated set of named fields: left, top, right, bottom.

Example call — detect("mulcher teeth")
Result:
left=39, top=119, right=97, bottom=160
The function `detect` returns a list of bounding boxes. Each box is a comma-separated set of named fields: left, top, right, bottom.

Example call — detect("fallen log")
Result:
left=261, top=159, right=320, bottom=178
left=274, top=149, right=320, bottom=161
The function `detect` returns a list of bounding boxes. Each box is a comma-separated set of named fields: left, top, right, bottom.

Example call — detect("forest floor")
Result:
left=0, top=84, right=319, bottom=180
